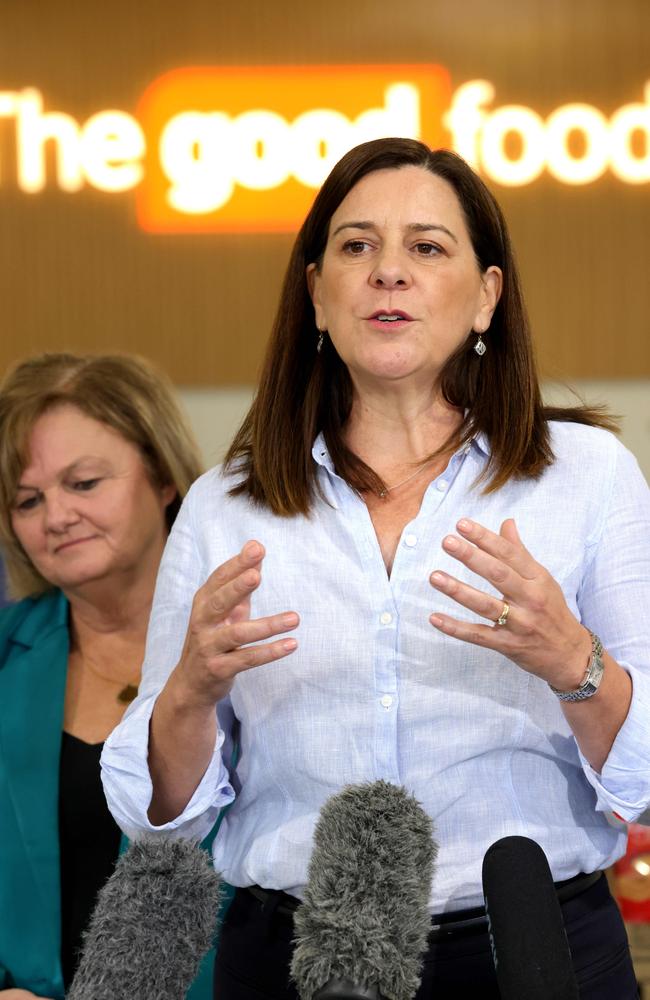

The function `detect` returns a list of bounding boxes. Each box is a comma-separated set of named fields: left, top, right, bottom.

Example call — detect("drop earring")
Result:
left=316, top=329, right=324, bottom=353
left=474, top=334, right=486, bottom=356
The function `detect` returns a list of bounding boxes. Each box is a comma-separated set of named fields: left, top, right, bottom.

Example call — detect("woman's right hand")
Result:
left=148, top=540, right=299, bottom=824
left=172, top=539, right=300, bottom=709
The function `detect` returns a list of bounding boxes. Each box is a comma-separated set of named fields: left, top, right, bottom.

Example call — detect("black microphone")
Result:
left=291, top=780, right=437, bottom=1000
left=67, top=836, right=223, bottom=1000
left=482, top=835, right=580, bottom=1000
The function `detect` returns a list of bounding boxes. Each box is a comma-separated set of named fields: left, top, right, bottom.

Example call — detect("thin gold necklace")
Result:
left=81, top=656, right=140, bottom=704
left=378, top=459, right=436, bottom=499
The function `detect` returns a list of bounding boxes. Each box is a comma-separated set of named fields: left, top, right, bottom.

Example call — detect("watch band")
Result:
left=549, top=631, right=605, bottom=702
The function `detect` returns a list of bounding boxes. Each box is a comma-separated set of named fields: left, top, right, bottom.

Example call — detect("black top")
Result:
left=58, top=731, right=122, bottom=988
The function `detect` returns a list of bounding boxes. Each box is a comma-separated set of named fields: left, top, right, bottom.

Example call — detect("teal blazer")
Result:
left=0, top=591, right=217, bottom=998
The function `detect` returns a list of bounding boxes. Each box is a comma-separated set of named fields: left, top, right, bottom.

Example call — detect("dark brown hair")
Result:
left=0, top=353, right=203, bottom=597
left=225, top=138, right=614, bottom=514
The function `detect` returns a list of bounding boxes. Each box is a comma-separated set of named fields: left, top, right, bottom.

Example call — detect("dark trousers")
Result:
left=213, top=873, right=639, bottom=999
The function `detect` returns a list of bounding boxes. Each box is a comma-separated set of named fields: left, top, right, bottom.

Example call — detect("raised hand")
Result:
left=148, top=539, right=300, bottom=823
left=174, top=539, right=300, bottom=709
left=429, top=517, right=592, bottom=690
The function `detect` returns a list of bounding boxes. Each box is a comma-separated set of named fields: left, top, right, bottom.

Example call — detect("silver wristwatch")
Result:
left=549, top=631, right=605, bottom=702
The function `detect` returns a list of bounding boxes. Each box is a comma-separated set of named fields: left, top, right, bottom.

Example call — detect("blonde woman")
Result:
left=0, top=354, right=213, bottom=998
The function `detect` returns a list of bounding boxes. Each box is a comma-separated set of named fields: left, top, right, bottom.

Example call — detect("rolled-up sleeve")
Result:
left=580, top=665, right=650, bottom=820
left=576, top=439, right=650, bottom=820
left=101, top=473, right=236, bottom=839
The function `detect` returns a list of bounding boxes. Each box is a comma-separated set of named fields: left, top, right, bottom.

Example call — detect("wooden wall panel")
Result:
left=0, top=0, right=648, bottom=383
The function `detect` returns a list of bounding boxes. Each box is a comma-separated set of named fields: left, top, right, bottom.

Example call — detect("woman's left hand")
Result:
left=429, top=517, right=592, bottom=689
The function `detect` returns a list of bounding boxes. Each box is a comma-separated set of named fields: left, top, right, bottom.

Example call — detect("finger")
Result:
left=430, top=570, right=509, bottom=624
left=203, top=540, right=266, bottom=593
left=210, top=635, right=299, bottom=678
left=441, top=532, right=526, bottom=599
left=455, top=518, right=538, bottom=580
left=229, top=598, right=253, bottom=625
left=194, top=565, right=262, bottom=627
left=201, top=540, right=266, bottom=625
left=212, top=611, right=300, bottom=654
left=500, top=517, right=521, bottom=545
left=429, top=612, right=514, bottom=650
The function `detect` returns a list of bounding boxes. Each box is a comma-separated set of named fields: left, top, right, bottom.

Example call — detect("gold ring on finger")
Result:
left=494, top=602, right=510, bottom=627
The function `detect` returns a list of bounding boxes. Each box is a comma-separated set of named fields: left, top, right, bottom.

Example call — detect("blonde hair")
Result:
left=0, top=353, right=203, bottom=598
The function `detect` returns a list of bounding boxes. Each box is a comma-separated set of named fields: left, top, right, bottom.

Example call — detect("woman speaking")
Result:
left=103, top=140, right=650, bottom=998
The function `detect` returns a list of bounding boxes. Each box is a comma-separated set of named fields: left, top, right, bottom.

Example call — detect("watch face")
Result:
left=552, top=652, right=604, bottom=701
left=577, top=656, right=605, bottom=699
left=550, top=633, right=605, bottom=701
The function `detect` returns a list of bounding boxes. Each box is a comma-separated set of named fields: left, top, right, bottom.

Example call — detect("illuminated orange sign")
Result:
left=136, top=65, right=451, bottom=232
left=0, top=68, right=648, bottom=235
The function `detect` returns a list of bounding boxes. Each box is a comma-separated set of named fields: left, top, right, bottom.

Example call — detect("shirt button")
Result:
left=404, top=533, right=417, bottom=547
left=379, top=611, right=393, bottom=626
left=437, top=479, right=448, bottom=491
left=380, top=694, right=393, bottom=708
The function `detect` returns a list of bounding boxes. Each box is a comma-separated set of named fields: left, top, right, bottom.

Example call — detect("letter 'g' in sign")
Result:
left=136, top=65, right=451, bottom=232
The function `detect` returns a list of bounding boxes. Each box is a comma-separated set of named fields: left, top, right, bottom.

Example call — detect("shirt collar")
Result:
left=469, top=430, right=490, bottom=458
left=311, top=433, right=341, bottom=508
left=312, top=428, right=491, bottom=470
left=311, top=432, right=334, bottom=472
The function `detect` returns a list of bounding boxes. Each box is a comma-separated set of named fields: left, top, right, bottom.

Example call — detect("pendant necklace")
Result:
left=83, top=657, right=140, bottom=704
left=378, top=460, right=436, bottom=499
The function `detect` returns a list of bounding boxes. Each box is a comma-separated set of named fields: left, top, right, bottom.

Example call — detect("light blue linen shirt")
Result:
left=102, top=422, right=650, bottom=912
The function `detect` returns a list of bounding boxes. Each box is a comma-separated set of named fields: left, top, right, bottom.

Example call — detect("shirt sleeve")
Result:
left=576, top=438, right=650, bottom=821
left=101, top=476, right=236, bottom=840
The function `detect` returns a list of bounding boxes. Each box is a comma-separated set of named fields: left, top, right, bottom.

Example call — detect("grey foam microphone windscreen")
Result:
left=482, top=835, right=580, bottom=1000
left=67, top=837, right=223, bottom=1000
left=291, top=780, right=437, bottom=1000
